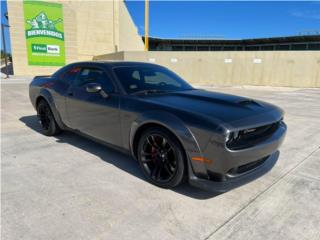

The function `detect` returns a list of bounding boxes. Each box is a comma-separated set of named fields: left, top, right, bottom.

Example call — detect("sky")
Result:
left=1, top=1, right=320, bottom=52
left=125, top=1, right=320, bottom=39
left=1, top=0, right=11, bottom=52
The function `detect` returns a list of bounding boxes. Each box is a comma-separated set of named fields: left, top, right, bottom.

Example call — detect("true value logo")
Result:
left=25, top=12, right=64, bottom=40
left=32, top=43, right=60, bottom=54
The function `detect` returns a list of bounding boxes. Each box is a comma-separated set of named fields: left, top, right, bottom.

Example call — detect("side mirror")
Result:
left=86, top=83, right=102, bottom=93
left=86, top=83, right=109, bottom=98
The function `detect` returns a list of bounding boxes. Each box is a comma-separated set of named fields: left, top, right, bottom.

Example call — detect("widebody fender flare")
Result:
left=37, top=89, right=66, bottom=129
left=129, top=111, right=207, bottom=175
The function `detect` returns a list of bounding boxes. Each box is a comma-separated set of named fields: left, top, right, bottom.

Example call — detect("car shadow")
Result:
left=19, top=115, right=221, bottom=200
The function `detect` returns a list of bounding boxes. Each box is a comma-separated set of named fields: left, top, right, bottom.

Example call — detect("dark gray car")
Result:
left=29, top=61, right=287, bottom=192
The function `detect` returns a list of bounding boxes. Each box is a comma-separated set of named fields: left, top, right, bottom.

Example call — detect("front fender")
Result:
left=129, top=111, right=208, bottom=176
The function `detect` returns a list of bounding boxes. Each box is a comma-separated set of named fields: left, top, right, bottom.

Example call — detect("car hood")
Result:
left=142, top=89, right=283, bottom=129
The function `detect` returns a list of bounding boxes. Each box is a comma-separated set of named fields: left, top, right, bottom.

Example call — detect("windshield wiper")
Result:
left=132, top=89, right=169, bottom=95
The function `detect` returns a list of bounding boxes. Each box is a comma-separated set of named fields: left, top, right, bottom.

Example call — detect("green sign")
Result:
left=23, top=1, right=65, bottom=66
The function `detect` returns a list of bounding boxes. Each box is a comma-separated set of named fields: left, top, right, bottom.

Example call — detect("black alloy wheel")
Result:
left=36, top=100, right=61, bottom=136
left=137, top=127, right=185, bottom=188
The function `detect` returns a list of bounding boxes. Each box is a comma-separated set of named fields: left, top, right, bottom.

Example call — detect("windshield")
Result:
left=113, top=65, right=194, bottom=94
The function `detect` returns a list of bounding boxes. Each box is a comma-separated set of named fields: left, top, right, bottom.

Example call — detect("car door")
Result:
left=65, top=66, right=121, bottom=146
left=53, top=65, right=81, bottom=126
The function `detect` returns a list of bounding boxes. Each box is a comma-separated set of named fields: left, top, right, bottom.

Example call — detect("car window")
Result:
left=144, top=71, right=181, bottom=87
left=113, top=65, right=193, bottom=94
left=75, top=67, right=114, bottom=92
left=132, top=70, right=141, bottom=81
left=126, top=70, right=141, bottom=91
left=59, top=66, right=81, bottom=84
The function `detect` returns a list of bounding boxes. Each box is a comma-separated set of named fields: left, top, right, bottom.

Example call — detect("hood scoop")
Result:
left=170, top=91, right=262, bottom=108
left=237, top=99, right=261, bottom=107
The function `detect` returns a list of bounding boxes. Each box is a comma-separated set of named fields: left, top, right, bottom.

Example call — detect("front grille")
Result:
left=228, top=156, right=268, bottom=176
left=226, top=121, right=281, bottom=150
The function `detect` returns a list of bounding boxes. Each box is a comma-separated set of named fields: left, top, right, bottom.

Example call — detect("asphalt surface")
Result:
left=2, top=80, right=320, bottom=240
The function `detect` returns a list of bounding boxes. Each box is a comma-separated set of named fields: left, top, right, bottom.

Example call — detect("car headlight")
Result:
left=226, top=131, right=239, bottom=143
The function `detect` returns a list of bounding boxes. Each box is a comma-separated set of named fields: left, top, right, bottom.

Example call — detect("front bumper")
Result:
left=188, top=151, right=279, bottom=192
left=186, top=121, right=286, bottom=192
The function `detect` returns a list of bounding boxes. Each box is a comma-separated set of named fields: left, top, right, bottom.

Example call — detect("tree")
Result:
left=1, top=50, right=12, bottom=63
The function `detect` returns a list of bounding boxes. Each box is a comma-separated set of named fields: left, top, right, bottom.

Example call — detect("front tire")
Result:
left=137, top=127, right=186, bottom=189
left=36, top=100, right=61, bottom=136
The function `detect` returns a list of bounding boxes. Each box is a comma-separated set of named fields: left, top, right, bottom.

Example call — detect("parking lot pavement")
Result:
left=2, top=81, right=320, bottom=240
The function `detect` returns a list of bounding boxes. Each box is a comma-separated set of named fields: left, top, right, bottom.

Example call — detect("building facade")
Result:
left=146, top=35, right=320, bottom=51
left=6, top=0, right=320, bottom=87
left=7, top=0, right=144, bottom=75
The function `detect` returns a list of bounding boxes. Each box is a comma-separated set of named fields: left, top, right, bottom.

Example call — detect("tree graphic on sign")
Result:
left=26, top=12, right=62, bottom=30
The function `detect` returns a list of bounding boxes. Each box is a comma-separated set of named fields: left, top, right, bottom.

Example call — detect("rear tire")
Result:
left=36, top=99, right=61, bottom=136
left=137, top=127, right=186, bottom=189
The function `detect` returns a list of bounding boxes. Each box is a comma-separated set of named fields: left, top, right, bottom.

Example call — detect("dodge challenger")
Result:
left=29, top=61, right=286, bottom=192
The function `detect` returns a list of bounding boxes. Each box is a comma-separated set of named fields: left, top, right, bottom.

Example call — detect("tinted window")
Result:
left=245, top=46, right=259, bottom=51
left=172, top=46, right=183, bottom=51
left=144, top=72, right=181, bottom=87
left=185, top=46, right=196, bottom=51
left=308, top=43, right=320, bottom=50
left=275, top=45, right=290, bottom=50
left=113, top=65, right=193, bottom=94
left=75, top=68, right=114, bottom=92
left=59, top=66, right=81, bottom=84
left=223, top=46, right=236, bottom=51
left=261, top=45, right=274, bottom=51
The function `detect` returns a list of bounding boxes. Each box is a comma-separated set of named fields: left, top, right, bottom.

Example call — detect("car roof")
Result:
left=70, top=60, right=160, bottom=68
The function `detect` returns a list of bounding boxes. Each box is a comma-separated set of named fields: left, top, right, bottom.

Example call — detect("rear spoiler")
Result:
left=33, top=75, right=52, bottom=79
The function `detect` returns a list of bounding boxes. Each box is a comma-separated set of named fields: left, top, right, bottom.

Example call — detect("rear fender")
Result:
left=38, top=89, right=66, bottom=129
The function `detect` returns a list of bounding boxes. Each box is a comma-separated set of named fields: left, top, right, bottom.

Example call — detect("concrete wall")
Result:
left=7, top=0, right=144, bottom=76
left=71, top=1, right=116, bottom=61
left=94, top=51, right=320, bottom=88
left=118, top=1, right=145, bottom=52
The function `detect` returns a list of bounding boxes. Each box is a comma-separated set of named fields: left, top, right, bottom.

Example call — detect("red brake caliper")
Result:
left=151, top=146, right=157, bottom=163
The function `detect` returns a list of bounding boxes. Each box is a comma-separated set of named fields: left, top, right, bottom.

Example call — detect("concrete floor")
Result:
left=2, top=80, right=320, bottom=240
